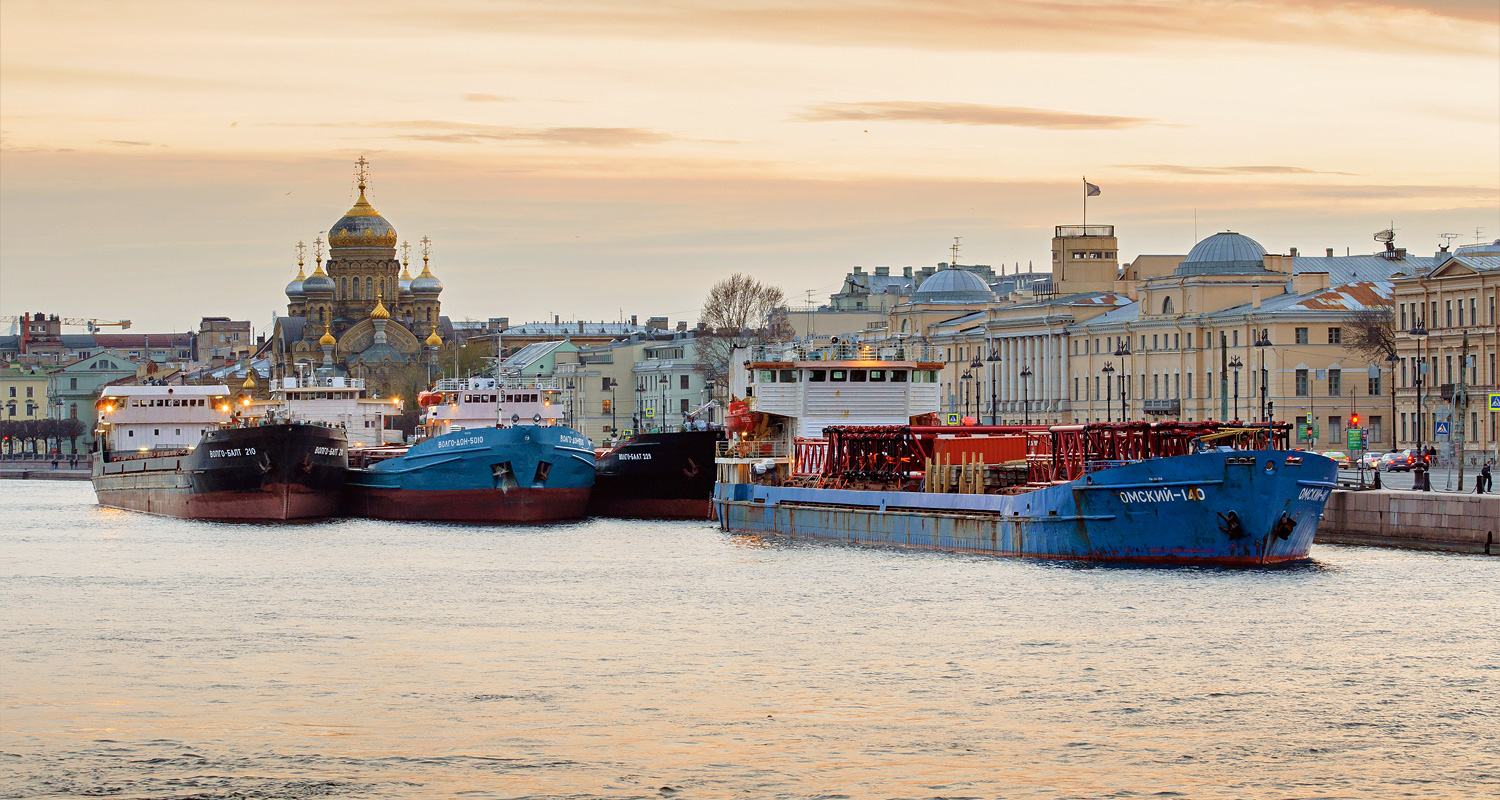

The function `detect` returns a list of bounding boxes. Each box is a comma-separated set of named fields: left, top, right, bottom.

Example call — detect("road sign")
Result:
left=1490, top=393, right=1500, bottom=411
left=1434, top=420, right=1450, bottom=438
left=946, top=412, right=960, bottom=426
left=1298, top=423, right=1318, bottom=441
left=644, top=408, right=655, bottom=418
left=620, top=428, right=633, bottom=437
left=1346, top=428, right=1365, bottom=451
left=1434, top=406, right=1452, bottom=420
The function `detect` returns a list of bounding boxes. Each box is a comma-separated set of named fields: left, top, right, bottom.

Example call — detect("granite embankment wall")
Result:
left=1319, top=489, right=1499, bottom=554
left=0, top=468, right=91, bottom=481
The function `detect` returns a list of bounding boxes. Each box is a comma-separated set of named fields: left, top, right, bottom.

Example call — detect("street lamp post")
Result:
left=1113, top=339, right=1131, bottom=422
left=1409, top=318, right=1428, bottom=456
left=1020, top=365, right=1033, bottom=426
left=606, top=378, right=618, bottom=436
left=1101, top=361, right=1115, bottom=423
left=961, top=369, right=973, bottom=419
left=969, top=354, right=983, bottom=422
left=986, top=347, right=1000, bottom=426
left=1255, top=329, right=1271, bottom=422
left=1385, top=352, right=1398, bottom=453
left=634, top=382, right=645, bottom=435
left=1229, top=355, right=1243, bottom=421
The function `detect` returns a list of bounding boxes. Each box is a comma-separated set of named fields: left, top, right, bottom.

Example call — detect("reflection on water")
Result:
left=1, top=482, right=1495, bottom=799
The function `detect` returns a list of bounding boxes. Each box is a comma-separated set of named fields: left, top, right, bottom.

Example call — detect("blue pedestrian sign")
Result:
left=1434, top=420, right=1450, bottom=438
left=1490, top=393, right=1500, bottom=411
left=946, top=412, right=960, bottom=426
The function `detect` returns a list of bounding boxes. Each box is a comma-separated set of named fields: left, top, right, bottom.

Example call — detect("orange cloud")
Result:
left=800, top=101, right=1157, bottom=130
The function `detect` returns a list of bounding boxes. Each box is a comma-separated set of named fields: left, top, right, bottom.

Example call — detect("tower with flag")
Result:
left=1083, top=176, right=1101, bottom=225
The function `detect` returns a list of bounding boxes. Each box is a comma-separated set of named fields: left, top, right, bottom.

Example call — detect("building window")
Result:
left=1369, top=415, right=1382, bottom=443
left=1470, top=297, right=1477, bottom=327
left=70, top=378, right=78, bottom=390
left=1186, top=333, right=1192, bottom=349
left=1446, top=300, right=1453, bottom=327
left=680, top=398, right=690, bottom=413
left=1431, top=300, right=1437, bottom=327
left=1173, top=334, right=1179, bottom=350
left=1445, top=355, right=1452, bottom=384
left=1327, top=327, right=1342, bottom=344
left=1295, top=327, right=1309, bottom=344
left=1162, top=297, right=1173, bottom=314
left=1369, top=373, right=1381, bottom=396
left=1328, top=416, right=1342, bottom=443
left=1296, top=369, right=1309, bottom=397
left=1233, top=330, right=1239, bottom=347
left=1186, top=371, right=1193, bottom=399
left=1094, top=376, right=1099, bottom=400
left=1328, top=369, right=1341, bottom=396
left=1153, top=373, right=1160, bottom=398
left=680, top=375, right=690, bottom=390
left=1399, top=304, right=1407, bottom=331
left=1152, top=334, right=1158, bottom=350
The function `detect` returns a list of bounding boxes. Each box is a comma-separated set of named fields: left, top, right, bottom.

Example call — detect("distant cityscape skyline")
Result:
left=1, top=1, right=1495, bottom=331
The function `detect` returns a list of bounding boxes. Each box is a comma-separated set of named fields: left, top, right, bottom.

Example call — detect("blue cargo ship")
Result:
left=713, top=343, right=1336, bottom=566
left=343, top=378, right=595, bottom=523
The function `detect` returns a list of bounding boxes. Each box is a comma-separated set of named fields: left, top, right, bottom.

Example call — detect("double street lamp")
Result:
left=1019, top=365, right=1033, bottom=426
left=1101, top=361, right=1115, bottom=423
left=1113, top=339, right=1132, bottom=422
left=969, top=354, right=984, bottom=422
left=1254, top=329, right=1272, bottom=422
left=1408, top=318, right=1428, bottom=455
left=1229, top=355, right=1243, bottom=422
left=985, top=347, right=1000, bottom=425
left=960, top=369, right=974, bottom=419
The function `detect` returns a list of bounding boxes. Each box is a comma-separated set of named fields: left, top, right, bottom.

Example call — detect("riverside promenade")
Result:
left=1318, top=487, right=1498, bottom=555
left=0, top=456, right=90, bottom=481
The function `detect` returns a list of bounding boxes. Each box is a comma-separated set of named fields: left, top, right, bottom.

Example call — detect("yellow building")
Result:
left=1391, top=240, right=1500, bottom=466
left=1, top=363, right=50, bottom=421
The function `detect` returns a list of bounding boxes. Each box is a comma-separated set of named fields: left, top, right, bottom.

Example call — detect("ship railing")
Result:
left=748, top=341, right=940, bottom=363
left=281, top=376, right=365, bottom=390
left=717, top=438, right=790, bottom=459
left=792, top=437, right=828, bottom=476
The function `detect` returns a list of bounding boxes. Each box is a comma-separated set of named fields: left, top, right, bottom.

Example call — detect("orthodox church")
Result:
left=271, top=158, right=455, bottom=380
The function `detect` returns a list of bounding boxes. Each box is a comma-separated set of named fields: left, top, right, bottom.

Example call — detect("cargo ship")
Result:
left=342, top=376, right=595, bottom=523
left=713, top=342, right=1336, bottom=565
left=589, top=427, right=725, bottom=519
left=92, top=385, right=348, bottom=520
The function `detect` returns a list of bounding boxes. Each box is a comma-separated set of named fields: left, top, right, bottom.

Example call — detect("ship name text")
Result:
left=1118, top=487, right=1206, bottom=504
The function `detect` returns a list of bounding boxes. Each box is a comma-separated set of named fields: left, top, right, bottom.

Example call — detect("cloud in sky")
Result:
left=800, top=101, right=1157, bottom=130
left=462, top=93, right=510, bottom=103
left=270, top=120, right=674, bottom=147
left=1116, top=164, right=1357, bottom=176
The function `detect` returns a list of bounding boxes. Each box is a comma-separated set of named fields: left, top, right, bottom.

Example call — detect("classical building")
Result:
left=1066, top=231, right=1435, bottom=451
left=46, top=350, right=139, bottom=450
left=1392, top=239, right=1500, bottom=466
left=2, top=364, right=50, bottom=422
left=271, top=159, right=454, bottom=380
left=194, top=317, right=253, bottom=365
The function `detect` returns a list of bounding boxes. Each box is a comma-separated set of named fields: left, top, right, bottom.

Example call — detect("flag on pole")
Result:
left=1085, top=180, right=1101, bottom=197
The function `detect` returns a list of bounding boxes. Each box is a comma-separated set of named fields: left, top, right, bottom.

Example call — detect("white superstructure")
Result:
left=422, top=376, right=566, bottom=438
left=96, top=385, right=232, bottom=453
left=731, top=343, right=943, bottom=438
left=247, top=375, right=402, bottom=447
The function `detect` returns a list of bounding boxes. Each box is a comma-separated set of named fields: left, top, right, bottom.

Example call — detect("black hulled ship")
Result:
left=92, top=385, right=347, bottom=521
left=589, top=428, right=725, bottom=519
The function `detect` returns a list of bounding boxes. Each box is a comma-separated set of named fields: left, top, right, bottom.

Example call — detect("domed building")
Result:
left=1174, top=231, right=1271, bottom=276
left=910, top=267, right=999, bottom=304
left=271, top=157, right=454, bottom=380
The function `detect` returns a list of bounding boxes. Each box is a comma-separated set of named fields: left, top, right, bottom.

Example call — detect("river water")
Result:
left=1, top=481, right=1495, bottom=799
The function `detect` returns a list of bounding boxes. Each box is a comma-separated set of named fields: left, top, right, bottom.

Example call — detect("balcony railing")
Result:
left=1055, top=225, right=1115, bottom=238
left=748, top=341, right=942, bottom=363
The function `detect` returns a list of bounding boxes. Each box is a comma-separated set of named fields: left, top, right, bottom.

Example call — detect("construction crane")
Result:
left=1, top=314, right=132, bottom=355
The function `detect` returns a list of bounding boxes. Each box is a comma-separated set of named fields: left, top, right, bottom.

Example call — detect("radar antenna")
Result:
left=949, top=236, right=962, bottom=268
left=1373, top=228, right=1395, bottom=244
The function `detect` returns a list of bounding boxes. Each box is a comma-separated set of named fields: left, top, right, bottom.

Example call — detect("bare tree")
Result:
left=697, top=273, right=792, bottom=395
left=1346, top=307, right=1397, bottom=363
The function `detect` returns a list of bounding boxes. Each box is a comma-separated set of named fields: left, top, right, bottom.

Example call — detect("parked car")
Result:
left=1379, top=450, right=1417, bottom=472
left=1361, top=452, right=1382, bottom=469
left=1322, top=451, right=1351, bottom=468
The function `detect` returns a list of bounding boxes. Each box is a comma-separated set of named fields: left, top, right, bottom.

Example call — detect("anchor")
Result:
left=1217, top=509, right=1245, bottom=540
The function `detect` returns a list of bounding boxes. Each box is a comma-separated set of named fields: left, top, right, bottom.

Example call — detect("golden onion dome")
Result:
left=370, top=293, right=390, bottom=320
left=328, top=181, right=397, bottom=250
left=319, top=324, right=337, bottom=347
left=241, top=372, right=257, bottom=390
left=424, top=325, right=443, bottom=347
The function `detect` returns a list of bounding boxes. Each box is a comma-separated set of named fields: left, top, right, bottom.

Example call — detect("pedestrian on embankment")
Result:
left=1482, top=461, right=1493, bottom=494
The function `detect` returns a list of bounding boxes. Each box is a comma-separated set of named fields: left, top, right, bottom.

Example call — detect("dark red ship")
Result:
left=91, top=385, right=347, bottom=521
left=588, top=429, right=724, bottom=519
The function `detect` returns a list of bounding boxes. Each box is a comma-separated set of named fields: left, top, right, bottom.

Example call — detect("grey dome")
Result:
left=398, top=275, right=414, bottom=296
left=284, top=275, right=305, bottom=298
left=410, top=273, right=443, bottom=294
left=911, top=268, right=996, bottom=304
left=301, top=272, right=335, bottom=295
left=1175, top=232, right=1269, bottom=275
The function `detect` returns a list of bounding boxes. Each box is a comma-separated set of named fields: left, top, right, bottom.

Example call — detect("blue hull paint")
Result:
left=715, top=450, right=1336, bottom=565
left=346, top=426, right=596, bottom=523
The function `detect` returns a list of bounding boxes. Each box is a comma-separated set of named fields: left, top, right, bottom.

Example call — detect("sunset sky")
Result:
left=2, top=0, right=1496, bottom=333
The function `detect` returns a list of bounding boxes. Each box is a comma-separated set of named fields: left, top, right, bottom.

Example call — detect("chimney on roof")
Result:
left=1326, top=248, right=1334, bottom=257
left=875, top=266, right=889, bottom=276
left=630, top=315, right=638, bottom=326
left=676, top=321, right=687, bottom=332
left=903, top=266, right=913, bottom=278
left=853, top=266, right=863, bottom=274
left=1289, top=247, right=1298, bottom=257
left=554, top=314, right=560, bottom=324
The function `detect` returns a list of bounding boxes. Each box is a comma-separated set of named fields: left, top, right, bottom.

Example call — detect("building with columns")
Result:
left=271, top=158, right=455, bottom=380
left=1391, top=239, right=1500, bottom=467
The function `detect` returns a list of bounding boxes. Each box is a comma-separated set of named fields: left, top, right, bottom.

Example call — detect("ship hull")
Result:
left=715, top=450, right=1336, bottom=566
left=589, top=430, right=722, bottom=520
left=344, top=425, right=595, bottom=524
left=92, top=424, right=348, bottom=521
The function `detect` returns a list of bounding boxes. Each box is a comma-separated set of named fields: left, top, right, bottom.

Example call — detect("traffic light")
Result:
left=1349, top=412, right=1360, bottom=428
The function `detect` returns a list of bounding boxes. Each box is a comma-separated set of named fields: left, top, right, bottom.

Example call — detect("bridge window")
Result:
left=778, top=369, right=797, bottom=382
left=758, top=370, right=776, bottom=383
left=890, top=370, right=907, bottom=382
left=869, top=370, right=886, bottom=382
left=849, top=370, right=867, bottom=382
left=830, top=370, right=847, bottom=382
left=809, top=370, right=826, bottom=382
